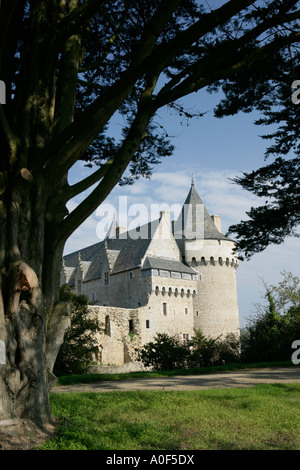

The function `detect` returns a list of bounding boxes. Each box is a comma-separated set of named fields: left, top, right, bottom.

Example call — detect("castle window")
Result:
left=104, top=272, right=109, bottom=285
left=195, top=311, right=199, bottom=317
left=168, top=287, right=172, bottom=296
left=129, top=272, right=133, bottom=280
left=155, top=286, right=159, bottom=296
left=183, top=334, right=189, bottom=347
left=77, top=280, right=81, bottom=293
left=105, top=316, right=111, bottom=336
left=162, top=302, right=167, bottom=316
left=191, top=257, right=197, bottom=266
left=185, top=307, right=188, bottom=315
left=91, top=292, right=95, bottom=301
left=146, top=320, right=150, bottom=329
left=129, top=319, right=134, bottom=333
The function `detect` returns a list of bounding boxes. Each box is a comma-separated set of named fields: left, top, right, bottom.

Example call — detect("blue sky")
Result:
left=65, top=85, right=299, bottom=330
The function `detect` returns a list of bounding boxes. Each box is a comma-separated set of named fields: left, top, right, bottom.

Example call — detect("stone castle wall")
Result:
left=145, top=276, right=196, bottom=343
left=83, top=268, right=151, bottom=308
left=189, top=239, right=240, bottom=338
left=88, top=305, right=148, bottom=366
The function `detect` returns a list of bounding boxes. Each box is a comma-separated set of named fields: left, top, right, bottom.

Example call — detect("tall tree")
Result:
left=210, top=11, right=300, bottom=259
left=0, top=0, right=299, bottom=431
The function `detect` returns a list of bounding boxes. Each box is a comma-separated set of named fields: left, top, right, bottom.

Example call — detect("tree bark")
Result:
left=0, top=170, right=70, bottom=428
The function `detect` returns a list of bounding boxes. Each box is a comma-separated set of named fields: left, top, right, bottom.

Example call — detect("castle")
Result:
left=61, top=181, right=240, bottom=369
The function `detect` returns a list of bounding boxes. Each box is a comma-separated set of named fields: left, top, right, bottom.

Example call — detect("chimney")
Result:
left=116, top=226, right=126, bottom=238
left=211, top=215, right=221, bottom=232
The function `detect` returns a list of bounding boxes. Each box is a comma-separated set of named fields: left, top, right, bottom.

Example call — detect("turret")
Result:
left=173, top=180, right=240, bottom=338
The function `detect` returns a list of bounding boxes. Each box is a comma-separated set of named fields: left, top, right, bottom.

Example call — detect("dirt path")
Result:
left=52, top=367, right=300, bottom=393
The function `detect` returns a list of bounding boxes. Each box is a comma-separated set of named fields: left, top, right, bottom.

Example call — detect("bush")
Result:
left=137, top=333, right=189, bottom=370
left=188, top=330, right=241, bottom=368
left=241, top=291, right=300, bottom=363
left=187, top=330, right=220, bottom=368
left=138, top=330, right=241, bottom=371
left=54, top=285, right=101, bottom=375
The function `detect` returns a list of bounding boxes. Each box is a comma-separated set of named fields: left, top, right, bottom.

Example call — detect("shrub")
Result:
left=138, top=330, right=241, bottom=371
left=137, top=333, right=189, bottom=370
left=241, top=292, right=300, bottom=363
left=187, top=330, right=220, bottom=368
left=241, top=272, right=300, bottom=363
left=54, top=285, right=101, bottom=375
left=188, top=330, right=241, bottom=368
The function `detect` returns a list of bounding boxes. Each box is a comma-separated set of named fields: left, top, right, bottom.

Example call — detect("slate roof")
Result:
left=62, top=183, right=233, bottom=283
left=173, top=183, right=231, bottom=241
left=142, top=256, right=198, bottom=275
left=63, top=219, right=158, bottom=281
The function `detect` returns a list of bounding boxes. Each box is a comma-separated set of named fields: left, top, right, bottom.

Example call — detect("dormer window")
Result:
left=104, top=272, right=109, bottom=285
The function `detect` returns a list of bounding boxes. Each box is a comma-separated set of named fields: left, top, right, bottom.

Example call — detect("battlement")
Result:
left=190, top=255, right=238, bottom=269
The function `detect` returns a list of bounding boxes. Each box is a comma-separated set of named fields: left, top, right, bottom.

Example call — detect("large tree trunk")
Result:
left=0, top=171, right=71, bottom=431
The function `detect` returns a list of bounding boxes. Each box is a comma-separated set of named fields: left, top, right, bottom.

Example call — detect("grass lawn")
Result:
left=55, top=361, right=293, bottom=386
left=41, top=383, right=300, bottom=450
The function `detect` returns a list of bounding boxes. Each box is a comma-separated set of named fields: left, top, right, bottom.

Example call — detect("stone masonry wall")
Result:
left=192, top=239, right=240, bottom=338
left=145, top=274, right=197, bottom=344
left=88, top=305, right=147, bottom=366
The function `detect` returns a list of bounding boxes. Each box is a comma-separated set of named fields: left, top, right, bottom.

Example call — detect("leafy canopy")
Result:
left=0, top=0, right=299, bottom=251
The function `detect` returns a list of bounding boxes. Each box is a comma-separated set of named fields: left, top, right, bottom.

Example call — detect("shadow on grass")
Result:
left=55, top=361, right=295, bottom=386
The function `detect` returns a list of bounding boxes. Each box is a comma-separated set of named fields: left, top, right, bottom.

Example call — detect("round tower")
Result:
left=173, top=181, right=240, bottom=339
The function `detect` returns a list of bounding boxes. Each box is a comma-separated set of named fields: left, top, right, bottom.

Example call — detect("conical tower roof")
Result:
left=173, top=180, right=231, bottom=241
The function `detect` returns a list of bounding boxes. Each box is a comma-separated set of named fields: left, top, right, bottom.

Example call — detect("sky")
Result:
left=64, top=78, right=299, bottom=331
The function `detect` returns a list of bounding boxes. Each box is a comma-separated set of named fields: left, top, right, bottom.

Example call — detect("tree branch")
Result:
left=155, top=8, right=300, bottom=104
left=55, top=80, right=158, bottom=244
left=59, top=0, right=106, bottom=41
left=42, top=0, right=183, bottom=188
left=54, top=0, right=84, bottom=135
left=67, top=158, right=114, bottom=200
left=0, top=0, right=20, bottom=71
left=155, top=28, right=300, bottom=108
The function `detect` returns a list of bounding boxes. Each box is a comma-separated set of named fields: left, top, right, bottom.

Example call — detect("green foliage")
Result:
left=188, top=330, right=241, bottom=368
left=242, top=272, right=300, bottom=362
left=137, top=333, right=189, bottom=370
left=270, top=271, right=300, bottom=311
left=227, top=156, right=300, bottom=259
left=54, top=285, right=101, bottom=376
left=214, top=39, right=300, bottom=258
left=138, top=330, right=241, bottom=371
